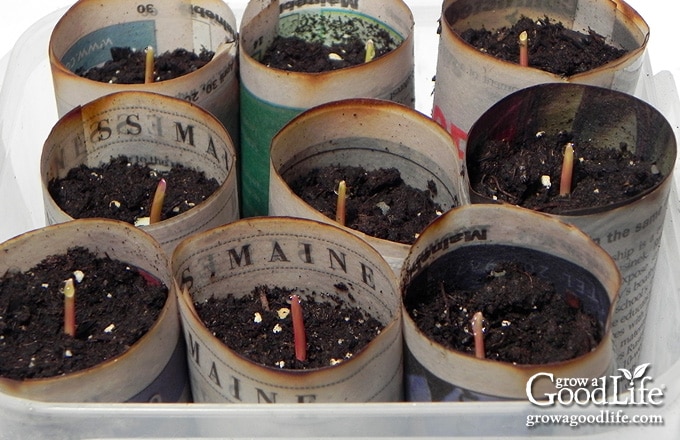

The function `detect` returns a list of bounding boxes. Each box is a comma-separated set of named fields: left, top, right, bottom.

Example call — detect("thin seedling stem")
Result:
left=364, top=39, right=376, bottom=63
left=290, top=294, right=307, bottom=362
left=335, top=180, right=347, bottom=226
left=471, top=311, right=485, bottom=359
left=519, top=31, right=529, bottom=67
left=63, top=278, right=76, bottom=337
left=144, top=46, right=155, bottom=84
left=560, top=142, right=575, bottom=196
left=149, top=178, right=167, bottom=224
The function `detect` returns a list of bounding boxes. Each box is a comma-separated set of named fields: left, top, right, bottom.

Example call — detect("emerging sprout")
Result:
left=149, top=178, right=167, bottom=224
left=63, top=278, right=76, bottom=337
left=144, top=46, right=155, bottom=84
left=519, top=31, right=529, bottom=67
left=560, top=143, right=575, bottom=196
left=364, top=39, right=376, bottom=63
left=335, top=180, right=347, bottom=226
left=471, top=311, right=485, bottom=359
left=290, top=294, right=307, bottom=362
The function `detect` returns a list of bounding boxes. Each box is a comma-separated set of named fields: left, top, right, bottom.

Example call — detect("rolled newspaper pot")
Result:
left=41, top=91, right=239, bottom=255
left=269, top=98, right=467, bottom=274
left=173, top=216, right=402, bottom=403
left=0, top=219, right=188, bottom=403
left=49, top=0, right=240, bottom=143
left=401, top=204, right=620, bottom=401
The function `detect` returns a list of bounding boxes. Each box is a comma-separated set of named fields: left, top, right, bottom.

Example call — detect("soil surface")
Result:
left=194, top=285, right=384, bottom=370
left=259, top=15, right=397, bottom=72
left=404, top=261, right=603, bottom=364
left=458, top=16, right=628, bottom=76
left=261, top=34, right=392, bottom=72
left=48, top=155, right=220, bottom=224
left=0, top=247, right=168, bottom=380
left=288, top=165, right=445, bottom=244
left=76, top=47, right=214, bottom=83
left=468, top=130, right=662, bottom=214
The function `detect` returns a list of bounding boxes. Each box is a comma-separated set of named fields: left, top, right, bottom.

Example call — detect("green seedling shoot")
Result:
left=364, top=39, right=376, bottom=63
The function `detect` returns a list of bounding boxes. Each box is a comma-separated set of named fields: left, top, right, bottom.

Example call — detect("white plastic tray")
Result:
left=1, top=1, right=679, bottom=439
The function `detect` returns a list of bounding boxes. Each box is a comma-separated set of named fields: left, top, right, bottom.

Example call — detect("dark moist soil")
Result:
left=468, top=130, right=663, bottom=214
left=48, top=155, right=220, bottom=224
left=405, top=261, right=603, bottom=364
left=194, top=285, right=384, bottom=370
left=0, top=246, right=167, bottom=380
left=288, top=165, right=444, bottom=244
left=458, top=16, right=629, bottom=76
left=260, top=16, right=397, bottom=73
left=76, top=47, right=214, bottom=83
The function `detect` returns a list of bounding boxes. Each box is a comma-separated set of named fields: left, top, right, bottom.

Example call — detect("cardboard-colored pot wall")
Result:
left=172, top=217, right=403, bottom=403
left=465, top=83, right=677, bottom=370
left=239, top=0, right=415, bottom=217
left=269, top=98, right=468, bottom=275
left=40, top=91, right=239, bottom=256
left=432, top=0, right=649, bottom=160
left=0, top=219, right=188, bottom=403
left=401, top=204, right=620, bottom=401
left=49, top=0, right=240, bottom=144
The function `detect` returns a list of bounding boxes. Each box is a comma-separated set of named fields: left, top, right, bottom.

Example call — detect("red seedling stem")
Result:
left=63, top=278, right=76, bottom=337
left=290, top=294, right=307, bottom=362
left=471, top=311, right=485, bottom=359
left=519, top=31, right=529, bottom=67
left=149, top=178, right=167, bottom=224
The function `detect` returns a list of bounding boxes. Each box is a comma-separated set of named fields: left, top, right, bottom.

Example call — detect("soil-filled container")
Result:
left=239, top=0, right=415, bottom=217
left=432, top=0, right=649, bottom=159
left=41, top=91, right=238, bottom=256
left=269, top=98, right=467, bottom=274
left=465, top=83, right=676, bottom=370
left=49, top=0, right=240, bottom=143
left=401, top=204, right=620, bottom=401
left=172, top=216, right=402, bottom=403
left=0, top=219, right=188, bottom=403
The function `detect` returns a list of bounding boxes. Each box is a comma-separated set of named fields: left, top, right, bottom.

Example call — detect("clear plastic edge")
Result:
left=1, top=2, right=679, bottom=439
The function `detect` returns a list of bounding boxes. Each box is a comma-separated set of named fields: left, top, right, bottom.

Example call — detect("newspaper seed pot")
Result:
left=431, top=0, right=649, bottom=159
left=0, top=219, right=188, bottom=403
left=239, top=0, right=415, bottom=217
left=465, top=83, right=676, bottom=370
left=41, top=91, right=239, bottom=256
left=401, top=204, right=620, bottom=401
left=269, top=98, right=467, bottom=274
left=49, top=0, right=240, bottom=143
left=173, top=216, right=402, bottom=403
